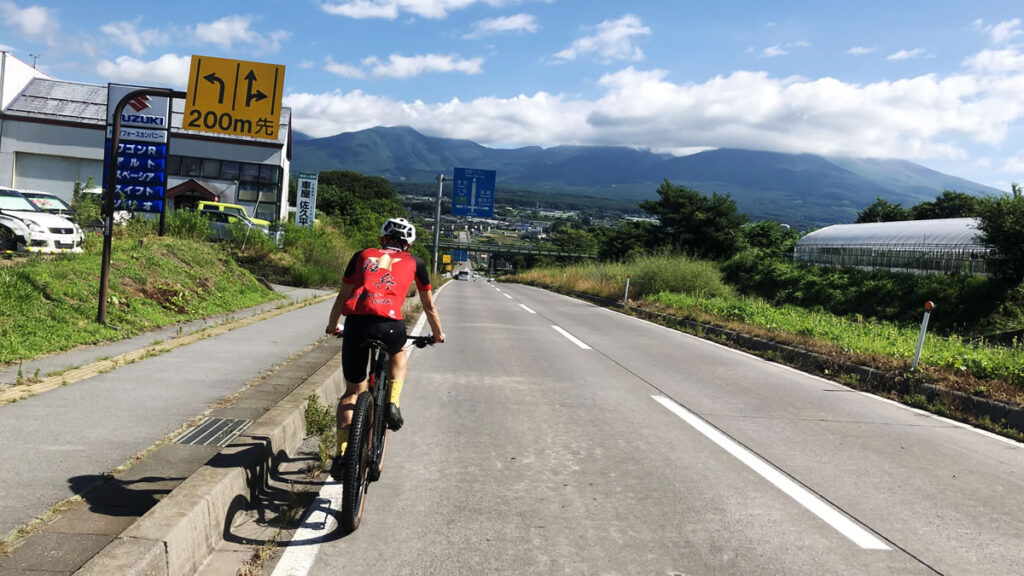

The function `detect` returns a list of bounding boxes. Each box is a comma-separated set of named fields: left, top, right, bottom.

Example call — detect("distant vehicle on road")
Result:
left=0, top=188, right=84, bottom=253
left=455, top=270, right=470, bottom=280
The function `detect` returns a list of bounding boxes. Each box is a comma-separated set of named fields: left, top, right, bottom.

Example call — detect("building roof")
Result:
left=3, top=78, right=290, bottom=146
left=796, top=218, right=985, bottom=247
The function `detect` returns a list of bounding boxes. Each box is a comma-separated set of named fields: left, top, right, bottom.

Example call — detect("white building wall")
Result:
left=1, top=52, right=49, bottom=109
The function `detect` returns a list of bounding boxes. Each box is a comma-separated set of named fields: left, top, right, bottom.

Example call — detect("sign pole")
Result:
left=98, top=87, right=183, bottom=325
left=432, top=173, right=445, bottom=274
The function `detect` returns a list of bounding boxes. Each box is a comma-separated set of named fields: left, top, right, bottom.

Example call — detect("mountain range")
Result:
left=291, top=126, right=1003, bottom=229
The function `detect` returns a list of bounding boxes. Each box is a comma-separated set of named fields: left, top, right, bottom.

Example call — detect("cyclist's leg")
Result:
left=368, top=318, right=407, bottom=430
left=338, top=315, right=372, bottom=455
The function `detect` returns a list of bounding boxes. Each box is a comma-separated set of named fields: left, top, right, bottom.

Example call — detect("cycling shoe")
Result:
left=386, top=403, right=404, bottom=430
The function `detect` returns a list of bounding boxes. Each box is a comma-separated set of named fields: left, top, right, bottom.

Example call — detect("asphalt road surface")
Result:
left=281, top=280, right=1024, bottom=576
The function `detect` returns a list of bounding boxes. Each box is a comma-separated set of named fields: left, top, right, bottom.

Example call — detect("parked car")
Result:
left=197, top=209, right=266, bottom=242
left=19, top=190, right=77, bottom=221
left=0, top=188, right=84, bottom=253
left=196, top=201, right=271, bottom=228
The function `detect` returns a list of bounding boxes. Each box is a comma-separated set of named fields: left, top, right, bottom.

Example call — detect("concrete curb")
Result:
left=76, top=352, right=344, bottom=576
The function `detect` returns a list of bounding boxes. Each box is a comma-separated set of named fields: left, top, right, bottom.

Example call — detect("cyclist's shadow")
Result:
left=216, top=438, right=350, bottom=547
left=67, top=474, right=185, bottom=518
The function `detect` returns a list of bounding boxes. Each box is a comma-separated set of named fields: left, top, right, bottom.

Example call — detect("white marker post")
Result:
left=623, top=274, right=631, bottom=306
left=911, top=301, right=934, bottom=369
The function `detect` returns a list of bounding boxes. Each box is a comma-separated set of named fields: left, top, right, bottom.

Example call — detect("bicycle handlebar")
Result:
left=329, top=328, right=443, bottom=348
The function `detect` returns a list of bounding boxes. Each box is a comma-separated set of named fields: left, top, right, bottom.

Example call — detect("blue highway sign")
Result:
left=452, top=167, right=495, bottom=218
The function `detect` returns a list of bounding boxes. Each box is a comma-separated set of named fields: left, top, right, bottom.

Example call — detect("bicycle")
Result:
left=333, top=332, right=436, bottom=533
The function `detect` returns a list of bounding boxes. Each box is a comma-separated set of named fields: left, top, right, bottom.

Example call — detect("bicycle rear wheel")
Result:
left=340, top=391, right=373, bottom=533
left=367, top=359, right=390, bottom=482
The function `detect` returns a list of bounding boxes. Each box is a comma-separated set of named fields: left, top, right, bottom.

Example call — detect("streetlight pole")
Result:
left=432, top=173, right=446, bottom=274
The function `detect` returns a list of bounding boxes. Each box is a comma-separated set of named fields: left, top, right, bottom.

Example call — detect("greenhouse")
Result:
left=793, top=218, right=990, bottom=275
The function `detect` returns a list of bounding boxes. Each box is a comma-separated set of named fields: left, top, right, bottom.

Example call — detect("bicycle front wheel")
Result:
left=340, top=391, right=374, bottom=533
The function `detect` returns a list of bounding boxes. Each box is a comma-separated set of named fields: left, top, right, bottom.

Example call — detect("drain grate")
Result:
left=177, top=417, right=251, bottom=447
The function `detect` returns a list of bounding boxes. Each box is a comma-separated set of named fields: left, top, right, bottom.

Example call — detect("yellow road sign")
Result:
left=443, top=254, right=452, bottom=264
left=183, top=55, right=285, bottom=140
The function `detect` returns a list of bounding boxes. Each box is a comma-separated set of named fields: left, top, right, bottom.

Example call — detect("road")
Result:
left=274, top=280, right=1024, bottom=576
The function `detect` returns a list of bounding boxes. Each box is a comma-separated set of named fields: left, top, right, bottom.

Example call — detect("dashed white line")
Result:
left=504, top=293, right=513, bottom=299
left=551, top=325, right=592, bottom=349
left=651, top=395, right=890, bottom=551
left=519, top=304, right=536, bottom=314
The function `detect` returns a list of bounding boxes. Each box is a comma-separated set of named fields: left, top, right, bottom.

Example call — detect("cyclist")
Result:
left=325, top=217, right=444, bottom=458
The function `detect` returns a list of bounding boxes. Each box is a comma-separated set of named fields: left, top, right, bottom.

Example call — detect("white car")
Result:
left=0, top=188, right=84, bottom=253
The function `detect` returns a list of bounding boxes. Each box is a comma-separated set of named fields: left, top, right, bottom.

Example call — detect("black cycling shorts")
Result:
left=341, top=314, right=407, bottom=383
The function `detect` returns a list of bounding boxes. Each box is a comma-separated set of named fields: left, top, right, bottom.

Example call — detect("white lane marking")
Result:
left=504, top=293, right=513, bottom=299
left=519, top=304, right=536, bottom=314
left=590, top=302, right=1023, bottom=449
left=652, top=395, right=890, bottom=550
left=551, top=325, right=592, bottom=349
left=269, top=481, right=344, bottom=575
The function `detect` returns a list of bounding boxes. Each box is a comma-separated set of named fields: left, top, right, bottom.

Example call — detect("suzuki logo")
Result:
left=128, top=95, right=151, bottom=112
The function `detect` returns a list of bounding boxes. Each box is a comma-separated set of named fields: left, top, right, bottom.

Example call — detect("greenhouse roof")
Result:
left=797, top=218, right=985, bottom=247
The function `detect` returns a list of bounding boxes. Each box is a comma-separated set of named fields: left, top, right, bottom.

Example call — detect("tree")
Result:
left=594, top=220, right=658, bottom=261
left=742, top=220, right=800, bottom=253
left=976, top=183, right=1024, bottom=283
left=638, top=180, right=747, bottom=260
left=856, top=196, right=910, bottom=223
left=909, top=190, right=981, bottom=220
left=551, top=228, right=598, bottom=255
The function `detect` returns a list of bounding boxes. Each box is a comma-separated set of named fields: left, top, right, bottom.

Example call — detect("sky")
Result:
left=1, top=0, right=1023, bottom=190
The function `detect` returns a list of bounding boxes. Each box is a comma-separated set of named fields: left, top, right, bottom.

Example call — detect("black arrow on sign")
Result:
left=244, top=70, right=267, bottom=107
left=204, top=73, right=226, bottom=104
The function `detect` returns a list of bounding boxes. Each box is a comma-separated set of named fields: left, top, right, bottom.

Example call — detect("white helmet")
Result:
left=381, top=217, right=416, bottom=245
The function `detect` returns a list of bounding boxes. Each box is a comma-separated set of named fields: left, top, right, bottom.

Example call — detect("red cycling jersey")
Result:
left=341, top=247, right=431, bottom=320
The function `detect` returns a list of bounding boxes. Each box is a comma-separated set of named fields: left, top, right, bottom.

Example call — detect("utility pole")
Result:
left=432, top=173, right=446, bottom=274
left=28, top=53, right=39, bottom=69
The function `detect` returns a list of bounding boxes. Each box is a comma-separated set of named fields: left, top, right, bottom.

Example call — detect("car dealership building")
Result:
left=0, top=53, right=292, bottom=223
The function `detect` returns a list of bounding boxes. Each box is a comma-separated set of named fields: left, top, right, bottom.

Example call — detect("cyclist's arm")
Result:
left=418, top=288, right=444, bottom=342
left=326, top=282, right=356, bottom=333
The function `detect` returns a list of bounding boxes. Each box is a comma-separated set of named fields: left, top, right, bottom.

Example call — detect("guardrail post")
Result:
left=911, top=301, right=934, bottom=369
left=623, top=274, right=631, bottom=306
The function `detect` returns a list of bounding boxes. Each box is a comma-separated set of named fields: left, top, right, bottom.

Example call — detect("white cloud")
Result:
left=95, top=53, right=191, bottom=88
left=325, top=56, right=366, bottom=78
left=760, top=45, right=787, bottom=58
left=319, top=0, right=508, bottom=20
left=888, top=48, right=926, bottom=61
left=1004, top=151, right=1024, bottom=172
left=364, top=53, right=484, bottom=78
left=848, top=46, right=875, bottom=56
left=285, top=47, right=1024, bottom=173
left=193, top=15, right=290, bottom=54
left=0, top=1, right=57, bottom=45
left=101, top=19, right=168, bottom=56
left=320, top=0, right=399, bottom=19
left=298, top=60, right=316, bottom=69
left=975, top=18, right=1023, bottom=45
left=964, top=49, right=1024, bottom=74
left=464, top=13, right=538, bottom=39
left=553, top=14, right=650, bottom=63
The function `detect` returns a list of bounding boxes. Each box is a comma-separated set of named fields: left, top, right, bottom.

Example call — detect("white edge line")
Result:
left=652, top=395, right=890, bottom=551
left=504, top=293, right=513, bottom=299
left=269, top=481, right=344, bottom=575
left=551, top=325, right=592, bottom=350
left=519, top=304, right=536, bottom=314
left=586, top=298, right=1023, bottom=448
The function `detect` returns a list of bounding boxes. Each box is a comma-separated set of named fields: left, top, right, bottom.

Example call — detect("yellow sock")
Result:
left=389, top=380, right=403, bottom=407
left=336, top=428, right=349, bottom=456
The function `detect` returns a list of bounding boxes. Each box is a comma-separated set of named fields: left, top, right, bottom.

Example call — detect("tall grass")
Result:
left=652, top=291, right=1024, bottom=387
left=513, top=253, right=734, bottom=301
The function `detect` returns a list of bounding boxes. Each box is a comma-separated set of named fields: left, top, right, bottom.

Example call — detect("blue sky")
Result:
left=2, top=0, right=1023, bottom=190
